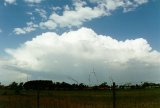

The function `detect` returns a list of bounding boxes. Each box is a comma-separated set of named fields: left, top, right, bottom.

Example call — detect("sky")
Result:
left=0, top=0, right=160, bottom=85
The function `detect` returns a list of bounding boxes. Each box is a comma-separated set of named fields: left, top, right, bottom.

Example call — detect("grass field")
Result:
left=0, top=88, right=160, bottom=108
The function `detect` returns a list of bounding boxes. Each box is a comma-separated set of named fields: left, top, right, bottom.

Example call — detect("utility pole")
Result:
left=37, top=85, right=40, bottom=108
left=112, top=82, right=116, bottom=108
left=89, top=67, right=99, bottom=86
left=27, top=74, right=28, bottom=82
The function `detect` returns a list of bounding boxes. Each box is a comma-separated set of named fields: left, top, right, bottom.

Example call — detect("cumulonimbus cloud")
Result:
left=0, top=57, right=27, bottom=84
left=5, top=27, right=160, bottom=84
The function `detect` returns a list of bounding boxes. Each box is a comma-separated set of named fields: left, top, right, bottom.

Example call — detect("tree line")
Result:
left=0, top=80, right=160, bottom=91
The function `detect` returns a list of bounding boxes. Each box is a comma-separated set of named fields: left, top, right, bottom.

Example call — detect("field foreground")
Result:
left=0, top=88, right=160, bottom=108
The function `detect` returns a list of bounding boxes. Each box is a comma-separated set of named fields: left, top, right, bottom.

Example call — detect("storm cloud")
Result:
left=4, top=27, right=160, bottom=84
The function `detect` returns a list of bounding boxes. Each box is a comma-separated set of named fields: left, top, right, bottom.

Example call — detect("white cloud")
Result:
left=39, top=0, right=148, bottom=30
left=39, top=20, right=57, bottom=30
left=26, top=12, right=33, bottom=15
left=14, top=28, right=26, bottom=35
left=14, top=22, right=38, bottom=35
left=52, top=6, right=62, bottom=11
left=89, top=0, right=148, bottom=12
left=40, top=1, right=106, bottom=30
left=6, top=28, right=160, bottom=84
left=24, top=0, right=43, bottom=3
left=134, top=0, right=148, bottom=4
left=9, top=0, right=149, bottom=33
left=51, top=6, right=105, bottom=27
left=35, top=8, right=47, bottom=20
left=4, top=0, right=16, bottom=4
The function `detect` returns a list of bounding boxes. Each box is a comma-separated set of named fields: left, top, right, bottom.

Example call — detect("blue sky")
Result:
left=0, top=0, right=160, bottom=84
left=0, top=0, right=159, bottom=54
left=85, top=1, right=160, bottom=48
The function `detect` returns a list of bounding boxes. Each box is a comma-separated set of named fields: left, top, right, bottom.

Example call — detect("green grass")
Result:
left=0, top=88, right=160, bottom=108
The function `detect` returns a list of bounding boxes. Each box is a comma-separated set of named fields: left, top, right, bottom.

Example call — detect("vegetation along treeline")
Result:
left=0, top=80, right=160, bottom=91
left=1, top=80, right=160, bottom=108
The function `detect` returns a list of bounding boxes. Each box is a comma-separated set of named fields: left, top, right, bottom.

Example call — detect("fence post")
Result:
left=37, top=87, right=40, bottom=108
left=112, top=82, right=116, bottom=108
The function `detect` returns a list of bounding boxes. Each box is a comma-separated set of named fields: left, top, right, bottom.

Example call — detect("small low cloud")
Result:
left=39, top=20, right=57, bottom=30
left=4, top=0, right=43, bottom=6
left=4, top=0, right=16, bottom=4
left=89, top=0, right=148, bottom=12
left=5, top=27, right=160, bottom=84
left=39, top=0, right=148, bottom=30
left=35, top=8, right=47, bottom=20
left=24, top=0, right=43, bottom=4
left=13, top=22, right=38, bottom=35
left=11, top=0, right=149, bottom=34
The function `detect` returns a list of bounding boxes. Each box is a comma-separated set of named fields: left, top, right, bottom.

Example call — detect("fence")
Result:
left=1, top=84, right=160, bottom=108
